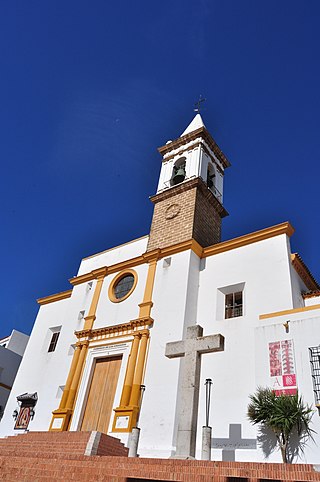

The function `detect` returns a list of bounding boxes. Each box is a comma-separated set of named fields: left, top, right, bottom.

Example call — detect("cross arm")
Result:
left=196, top=334, right=224, bottom=354
left=165, top=340, right=185, bottom=359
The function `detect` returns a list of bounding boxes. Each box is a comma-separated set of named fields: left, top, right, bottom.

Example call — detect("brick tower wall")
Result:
left=147, top=178, right=227, bottom=251
left=147, top=183, right=196, bottom=252
left=193, top=182, right=223, bottom=247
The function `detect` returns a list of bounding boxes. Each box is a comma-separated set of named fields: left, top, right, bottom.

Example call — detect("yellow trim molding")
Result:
left=291, top=253, right=319, bottom=291
left=108, top=269, right=138, bottom=303
left=40, top=222, right=310, bottom=301
left=203, top=222, right=294, bottom=258
left=113, top=330, right=150, bottom=433
left=69, top=256, right=145, bottom=286
left=75, top=318, right=153, bottom=341
left=259, top=303, right=320, bottom=320
left=138, top=257, right=158, bottom=318
left=83, top=269, right=107, bottom=330
left=37, top=290, right=72, bottom=305
left=49, top=341, right=89, bottom=432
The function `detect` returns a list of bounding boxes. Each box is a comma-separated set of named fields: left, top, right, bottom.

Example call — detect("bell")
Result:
left=172, top=166, right=186, bottom=185
left=207, top=173, right=215, bottom=189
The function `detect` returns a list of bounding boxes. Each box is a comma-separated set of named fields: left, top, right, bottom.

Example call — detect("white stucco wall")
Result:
left=94, top=263, right=148, bottom=329
left=0, top=294, right=78, bottom=436
left=138, top=233, right=317, bottom=461
left=2, top=228, right=319, bottom=465
left=77, top=235, right=148, bottom=276
left=254, top=307, right=320, bottom=463
left=139, top=249, right=200, bottom=457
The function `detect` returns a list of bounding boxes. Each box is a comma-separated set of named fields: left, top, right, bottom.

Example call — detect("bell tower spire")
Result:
left=147, top=114, right=230, bottom=252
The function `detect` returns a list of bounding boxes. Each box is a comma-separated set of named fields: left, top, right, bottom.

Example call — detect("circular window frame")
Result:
left=108, top=269, right=138, bottom=303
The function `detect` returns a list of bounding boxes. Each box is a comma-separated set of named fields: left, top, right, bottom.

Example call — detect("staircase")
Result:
left=0, top=431, right=319, bottom=481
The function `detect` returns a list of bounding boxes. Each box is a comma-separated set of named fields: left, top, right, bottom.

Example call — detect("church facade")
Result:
left=1, top=114, right=320, bottom=463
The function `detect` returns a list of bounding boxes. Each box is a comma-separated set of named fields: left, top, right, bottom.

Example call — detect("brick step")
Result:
left=0, top=440, right=89, bottom=450
left=0, top=431, right=128, bottom=457
left=1, top=462, right=318, bottom=482
left=0, top=463, right=209, bottom=482
left=0, top=431, right=319, bottom=482
left=2, top=451, right=318, bottom=473
left=17, top=435, right=104, bottom=442
left=0, top=450, right=127, bottom=460
left=1, top=455, right=319, bottom=481
left=0, top=442, right=126, bottom=453
left=2, top=430, right=91, bottom=437
left=11, top=454, right=320, bottom=475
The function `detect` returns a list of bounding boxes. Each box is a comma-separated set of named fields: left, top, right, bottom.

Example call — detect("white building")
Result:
left=0, top=330, right=29, bottom=419
left=1, top=114, right=320, bottom=464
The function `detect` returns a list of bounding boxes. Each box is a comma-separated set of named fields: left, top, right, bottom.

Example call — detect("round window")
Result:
left=114, top=274, right=134, bottom=300
left=108, top=270, right=137, bottom=303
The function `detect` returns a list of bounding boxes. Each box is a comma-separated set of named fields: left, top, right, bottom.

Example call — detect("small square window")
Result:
left=48, top=331, right=60, bottom=352
left=225, top=291, right=243, bottom=319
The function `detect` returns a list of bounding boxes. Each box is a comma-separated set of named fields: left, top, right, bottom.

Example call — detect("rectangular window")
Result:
left=225, top=291, right=243, bottom=319
left=48, top=331, right=60, bottom=352
left=309, top=346, right=320, bottom=405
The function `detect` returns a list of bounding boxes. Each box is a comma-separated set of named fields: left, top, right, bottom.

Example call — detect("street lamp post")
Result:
left=202, top=378, right=213, bottom=460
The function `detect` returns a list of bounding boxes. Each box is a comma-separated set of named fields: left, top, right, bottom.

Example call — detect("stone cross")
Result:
left=165, top=325, right=224, bottom=458
left=212, top=424, right=257, bottom=461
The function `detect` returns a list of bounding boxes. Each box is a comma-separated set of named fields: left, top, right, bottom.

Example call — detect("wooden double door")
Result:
left=81, top=355, right=122, bottom=433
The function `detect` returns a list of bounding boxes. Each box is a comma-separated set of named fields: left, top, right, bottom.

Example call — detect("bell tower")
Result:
left=147, top=114, right=230, bottom=252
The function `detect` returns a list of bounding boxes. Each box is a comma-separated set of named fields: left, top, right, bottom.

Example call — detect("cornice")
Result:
left=302, top=290, right=320, bottom=299
left=158, top=238, right=203, bottom=259
left=203, top=222, right=295, bottom=258
left=75, top=318, right=153, bottom=340
left=69, top=255, right=146, bottom=286
left=37, top=290, right=73, bottom=305
left=159, top=140, right=225, bottom=175
left=260, top=303, right=320, bottom=320
left=150, top=177, right=228, bottom=219
left=69, top=272, right=95, bottom=286
left=291, top=253, right=319, bottom=291
left=91, top=267, right=108, bottom=279
left=158, top=127, right=230, bottom=169
left=150, top=178, right=199, bottom=204
left=142, top=249, right=161, bottom=262
left=39, top=222, right=304, bottom=298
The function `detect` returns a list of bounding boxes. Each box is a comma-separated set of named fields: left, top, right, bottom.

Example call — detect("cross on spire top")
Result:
left=194, top=95, right=206, bottom=114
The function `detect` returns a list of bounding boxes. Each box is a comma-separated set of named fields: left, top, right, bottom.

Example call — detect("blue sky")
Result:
left=1, top=1, right=320, bottom=336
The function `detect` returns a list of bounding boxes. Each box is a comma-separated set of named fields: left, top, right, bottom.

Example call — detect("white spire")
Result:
left=180, top=113, right=205, bottom=137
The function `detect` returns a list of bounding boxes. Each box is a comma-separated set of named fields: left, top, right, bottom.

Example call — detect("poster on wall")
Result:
left=268, top=340, right=297, bottom=395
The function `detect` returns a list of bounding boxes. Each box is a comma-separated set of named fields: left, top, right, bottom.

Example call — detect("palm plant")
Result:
left=247, top=387, right=314, bottom=463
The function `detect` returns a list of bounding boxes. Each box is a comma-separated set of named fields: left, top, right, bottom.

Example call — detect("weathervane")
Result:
left=194, top=95, right=206, bottom=113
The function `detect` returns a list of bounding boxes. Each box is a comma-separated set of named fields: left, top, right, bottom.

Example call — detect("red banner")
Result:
left=268, top=340, right=297, bottom=395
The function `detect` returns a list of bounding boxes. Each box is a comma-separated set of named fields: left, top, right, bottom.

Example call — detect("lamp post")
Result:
left=202, top=378, right=213, bottom=461
left=205, top=378, right=213, bottom=427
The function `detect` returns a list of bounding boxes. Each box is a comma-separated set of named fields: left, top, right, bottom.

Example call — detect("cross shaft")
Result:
left=165, top=325, right=224, bottom=458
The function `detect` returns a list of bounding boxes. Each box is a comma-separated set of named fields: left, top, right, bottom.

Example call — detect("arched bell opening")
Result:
left=170, top=157, right=186, bottom=186
left=206, top=162, right=216, bottom=190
